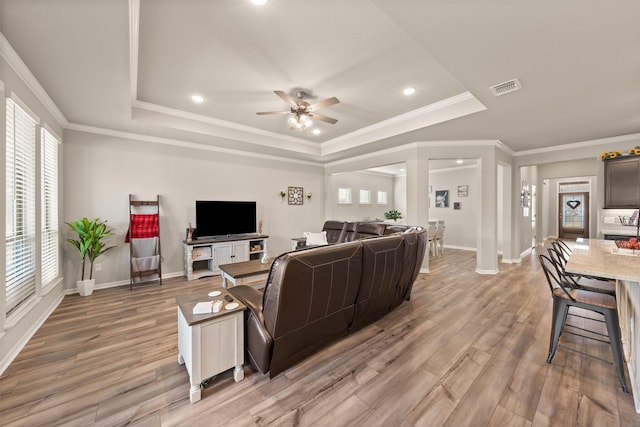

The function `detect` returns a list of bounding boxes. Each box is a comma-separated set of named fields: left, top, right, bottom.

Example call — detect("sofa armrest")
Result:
left=228, top=285, right=273, bottom=374
left=230, top=285, right=263, bottom=314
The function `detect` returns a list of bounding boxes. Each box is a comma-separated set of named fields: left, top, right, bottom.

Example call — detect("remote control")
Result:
left=224, top=295, right=233, bottom=302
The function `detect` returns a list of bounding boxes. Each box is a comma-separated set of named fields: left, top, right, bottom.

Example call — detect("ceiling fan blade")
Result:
left=309, top=113, right=338, bottom=124
left=308, top=96, right=340, bottom=111
left=274, top=90, right=298, bottom=108
left=256, top=110, right=289, bottom=115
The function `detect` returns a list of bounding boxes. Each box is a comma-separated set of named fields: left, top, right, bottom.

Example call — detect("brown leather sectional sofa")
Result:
left=229, top=221, right=427, bottom=378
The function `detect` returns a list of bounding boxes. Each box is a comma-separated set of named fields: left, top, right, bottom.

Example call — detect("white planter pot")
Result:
left=77, top=279, right=95, bottom=296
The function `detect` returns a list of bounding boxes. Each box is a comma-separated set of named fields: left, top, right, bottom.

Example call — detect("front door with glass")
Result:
left=559, top=192, right=589, bottom=239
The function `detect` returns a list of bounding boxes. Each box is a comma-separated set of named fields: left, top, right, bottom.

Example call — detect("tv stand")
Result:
left=183, top=235, right=268, bottom=281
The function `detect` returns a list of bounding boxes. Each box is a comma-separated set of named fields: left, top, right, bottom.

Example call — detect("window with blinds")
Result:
left=41, top=128, right=59, bottom=287
left=6, top=98, right=37, bottom=315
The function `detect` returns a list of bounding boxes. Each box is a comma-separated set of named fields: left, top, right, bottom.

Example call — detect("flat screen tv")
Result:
left=195, top=200, right=256, bottom=239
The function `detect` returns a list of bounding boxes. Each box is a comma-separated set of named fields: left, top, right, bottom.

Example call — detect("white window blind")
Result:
left=338, top=187, right=352, bottom=204
left=41, top=127, right=59, bottom=286
left=377, top=191, right=388, bottom=204
left=6, top=98, right=37, bottom=314
left=359, top=189, right=371, bottom=204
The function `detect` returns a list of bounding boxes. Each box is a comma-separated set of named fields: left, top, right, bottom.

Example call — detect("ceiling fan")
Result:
left=256, top=90, right=339, bottom=130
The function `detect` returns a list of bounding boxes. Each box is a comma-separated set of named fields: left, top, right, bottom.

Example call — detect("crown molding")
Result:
left=429, top=163, right=478, bottom=174
left=326, top=142, right=420, bottom=168
left=513, top=133, right=640, bottom=157
left=320, top=91, right=487, bottom=156
left=129, top=0, right=140, bottom=101
left=132, top=100, right=321, bottom=156
left=65, top=122, right=324, bottom=167
left=0, top=32, right=68, bottom=127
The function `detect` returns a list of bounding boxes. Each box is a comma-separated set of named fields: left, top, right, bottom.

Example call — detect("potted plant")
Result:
left=66, top=217, right=114, bottom=296
left=384, top=209, right=403, bottom=222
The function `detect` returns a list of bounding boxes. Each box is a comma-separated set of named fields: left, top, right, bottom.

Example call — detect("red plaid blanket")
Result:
left=125, top=214, right=159, bottom=242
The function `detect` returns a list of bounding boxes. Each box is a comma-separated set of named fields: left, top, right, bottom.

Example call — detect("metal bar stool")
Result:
left=539, top=253, right=628, bottom=393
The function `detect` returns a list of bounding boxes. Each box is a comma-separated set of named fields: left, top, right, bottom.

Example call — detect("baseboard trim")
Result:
left=519, top=247, right=533, bottom=261
left=475, top=268, right=499, bottom=275
left=443, top=244, right=477, bottom=252
left=65, top=271, right=186, bottom=295
left=0, top=290, right=65, bottom=376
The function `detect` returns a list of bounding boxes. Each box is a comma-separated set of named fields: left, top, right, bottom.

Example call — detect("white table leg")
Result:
left=234, top=365, right=244, bottom=382
left=189, top=384, right=201, bottom=403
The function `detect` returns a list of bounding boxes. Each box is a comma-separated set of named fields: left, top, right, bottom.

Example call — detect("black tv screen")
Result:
left=195, top=201, right=256, bottom=239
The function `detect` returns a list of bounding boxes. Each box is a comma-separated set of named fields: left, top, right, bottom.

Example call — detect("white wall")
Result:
left=63, top=130, right=326, bottom=290
left=393, top=175, right=407, bottom=218
left=428, top=164, right=479, bottom=250
left=327, top=171, right=396, bottom=222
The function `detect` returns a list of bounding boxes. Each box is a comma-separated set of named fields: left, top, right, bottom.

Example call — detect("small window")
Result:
left=359, top=189, right=371, bottom=204
left=377, top=191, right=388, bottom=205
left=338, top=187, right=352, bottom=204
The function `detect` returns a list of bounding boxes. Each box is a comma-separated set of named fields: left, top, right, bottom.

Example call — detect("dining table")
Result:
left=565, top=238, right=640, bottom=413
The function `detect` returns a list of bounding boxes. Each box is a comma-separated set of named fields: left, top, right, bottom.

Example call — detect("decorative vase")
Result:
left=261, top=251, right=270, bottom=264
left=77, top=279, right=95, bottom=296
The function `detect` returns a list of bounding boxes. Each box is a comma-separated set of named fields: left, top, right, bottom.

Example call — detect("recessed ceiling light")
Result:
left=403, top=87, right=416, bottom=96
left=312, top=129, right=321, bottom=135
left=456, top=159, right=463, bottom=164
left=400, top=168, right=406, bottom=172
left=191, top=94, right=204, bottom=103
left=251, top=0, right=268, bottom=5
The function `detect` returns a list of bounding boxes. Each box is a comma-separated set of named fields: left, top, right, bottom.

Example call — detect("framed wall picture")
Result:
left=435, top=190, right=449, bottom=208
left=288, top=186, right=304, bottom=205
left=457, top=185, right=468, bottom=197
left=454, top=202, right=461, bottom=210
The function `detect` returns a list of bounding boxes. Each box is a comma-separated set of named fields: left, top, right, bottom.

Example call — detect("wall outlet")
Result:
left=94, top=263, right=102, bottom=272
left=604, top=216, right=615, bottom=224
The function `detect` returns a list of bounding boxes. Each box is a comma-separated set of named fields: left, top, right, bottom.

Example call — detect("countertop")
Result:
left=565, top=238, right=640, bottom=282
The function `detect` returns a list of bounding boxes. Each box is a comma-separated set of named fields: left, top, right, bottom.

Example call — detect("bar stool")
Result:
left=546, top=247, right=616, bottom=295
left=539, top=253, right=628, bottom=392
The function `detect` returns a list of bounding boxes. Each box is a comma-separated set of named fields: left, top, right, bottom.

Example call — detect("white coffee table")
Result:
left=219, top=258, right=273, bottom=289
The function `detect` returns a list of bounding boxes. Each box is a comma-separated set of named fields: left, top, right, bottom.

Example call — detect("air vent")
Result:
left=489, top=78, right=522, bottom=96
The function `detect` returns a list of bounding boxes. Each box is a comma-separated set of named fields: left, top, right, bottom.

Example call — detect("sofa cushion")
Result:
left=303, top=231, right=328, bottom=246
left=321, top=220, right=346, bottom=244
left=262, top=240, right=363, bottom=377
left=351, top=234, right=404, bottom=330
left=228, top=285, right=273, bottom=374
left=338, top=222, right=357, bottom=242
left=354, top=222, right=387, bottom=240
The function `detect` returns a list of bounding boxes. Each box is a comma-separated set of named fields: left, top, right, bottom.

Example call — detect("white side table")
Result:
left=176, top=290, right=245, bottom=403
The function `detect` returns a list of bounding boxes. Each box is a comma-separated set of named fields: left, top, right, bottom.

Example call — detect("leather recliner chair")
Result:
left=230, top=241, right=363, bottom=378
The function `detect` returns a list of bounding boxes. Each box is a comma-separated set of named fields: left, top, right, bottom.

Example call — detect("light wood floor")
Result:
left=1, top=246, right=639, bottom=426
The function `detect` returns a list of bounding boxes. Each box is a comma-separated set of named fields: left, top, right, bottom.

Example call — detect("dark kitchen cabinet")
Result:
left=604, top=157, right=640, bottom=208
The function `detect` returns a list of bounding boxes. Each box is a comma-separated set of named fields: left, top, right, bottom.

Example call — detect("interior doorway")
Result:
left=558, top=191, right=590, bottom=239
left=531, top=184, right=537, bottom=247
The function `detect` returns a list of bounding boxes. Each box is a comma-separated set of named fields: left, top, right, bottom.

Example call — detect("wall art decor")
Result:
left=457, top=185, right=468, bottom=197
left=288, top=186, right=304, bottom=205
left=435, top=190, right=449, bottom=208
left=454, top=202, right=461, bottom=210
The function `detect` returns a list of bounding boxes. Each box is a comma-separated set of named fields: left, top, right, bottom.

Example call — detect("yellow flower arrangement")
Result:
left=599, top=150, right=622, bottom=160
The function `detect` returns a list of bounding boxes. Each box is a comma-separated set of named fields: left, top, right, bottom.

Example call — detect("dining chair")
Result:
left=434, top=225, right=445, bottom=256
left=427, top=224, right=437, bottom=256
left=538, top=253, right=628, bottom=392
